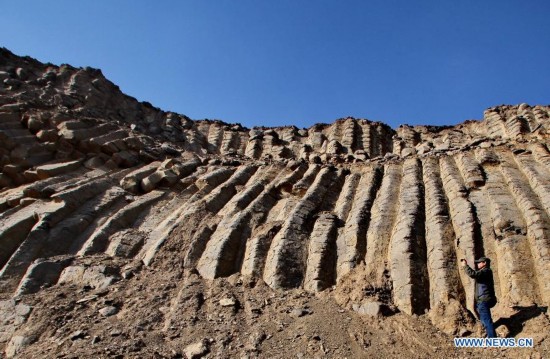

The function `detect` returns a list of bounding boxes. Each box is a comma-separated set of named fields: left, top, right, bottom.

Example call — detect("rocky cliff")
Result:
left=1, top=48, right=549, bottom=358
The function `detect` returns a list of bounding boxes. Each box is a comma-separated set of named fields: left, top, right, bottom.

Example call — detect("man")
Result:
left=461, top=257, right=497, bottom=338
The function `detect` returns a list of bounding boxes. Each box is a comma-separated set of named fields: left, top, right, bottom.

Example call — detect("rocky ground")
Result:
left=5, top=257, right=549, bottom=358
left=8, top=258, right=550, bottom=358
left=1, top=48, right=549, bottom=358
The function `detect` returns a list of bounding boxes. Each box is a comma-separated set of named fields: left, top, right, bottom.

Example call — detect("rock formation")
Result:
left=1, top=47, right=549, bottom=357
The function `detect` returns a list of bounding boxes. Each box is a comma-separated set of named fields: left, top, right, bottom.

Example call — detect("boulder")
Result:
left=352, top=301, right=389, bottom=317
left=184, top=340, right=209, bottom=359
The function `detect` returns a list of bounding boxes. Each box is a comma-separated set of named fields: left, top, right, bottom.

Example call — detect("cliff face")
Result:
left=1, top=48, right=549, bottom=358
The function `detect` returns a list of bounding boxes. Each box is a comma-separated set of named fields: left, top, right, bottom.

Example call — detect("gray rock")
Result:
left=15, top=258, right=73, bottom=296
left=5, top=335, right=34, bottom=358
left=69, top=330, right=86, bottom=340
left=105, top=229, right=146, bottom=258
left=141, top=168, right=178, bottom=192
left=161, top=142, right=180, bottom=155
left=119, top=161, right=161, bottom=192
left=112, top=150, right=139, bottom=167
left=99, top=306, right=118, bottom=317
left=184, top=340, right=209, bottom=359
left=84, top=156, right=105, bottom=169
left=352, top=301, right=386, bottom=317
left=15, top=304, right=32, bottom=317
left=289, top=308, right=311, bottom=317
left=58, top=265, right=119, bottom=290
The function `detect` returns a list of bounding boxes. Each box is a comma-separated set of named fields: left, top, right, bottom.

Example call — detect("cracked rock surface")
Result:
left=1, top=47, right=549, bottom=358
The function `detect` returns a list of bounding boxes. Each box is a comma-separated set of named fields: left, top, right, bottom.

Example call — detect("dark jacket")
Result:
left=464, top=265, right=496, bottom=303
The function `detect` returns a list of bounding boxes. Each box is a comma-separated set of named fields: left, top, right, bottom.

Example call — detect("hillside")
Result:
left=0, top=48, right=549, bottom=358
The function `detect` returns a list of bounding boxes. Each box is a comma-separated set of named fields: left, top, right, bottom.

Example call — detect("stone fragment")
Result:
left=352, top=301, right=388, bottom=317
left=219, top=297, right=237, bottom=307
left=99, top=306, right=118, bottom=317
left=58, top=265, right=119, bottom=290
left=76, top=295, right=98, bottom=304
left=401, top=147, right=416, bottom=157
left=112, top=150, right=139, bottom=167
left=15, top=304, right=32, bottom=317
left=184, top=340, right=209, bottom=359
left=35, top=159, right=82, bottom=179
left=289, top=308, right=312, bottom=317
left=84, top=156, right=105, bottom=169
left=105, top=230, right=146, bottom=258
left=141, top=168, right=178, bottom=192
left=119, top=161, right=160, bottom=192
left=69, top=330, right=86, bottom=340
left=5, top=335, right=34, bottom=358
left=161, top=142, right=180, bottom=155
left=15, top=258, right=73, bottom=295
left=416, top=142, right=432, bottom=155
left=496, top=324, right=510, bottom=338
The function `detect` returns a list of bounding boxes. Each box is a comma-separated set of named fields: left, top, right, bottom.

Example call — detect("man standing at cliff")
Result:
left=461, top=257, right=497, bottom=338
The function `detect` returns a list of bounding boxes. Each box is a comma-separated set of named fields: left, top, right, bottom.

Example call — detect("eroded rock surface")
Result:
left=1, top=48, right=549, bottom=358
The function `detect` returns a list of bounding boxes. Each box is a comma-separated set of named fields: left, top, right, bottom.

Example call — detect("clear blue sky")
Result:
left=2, top=1, right=549, bottom=129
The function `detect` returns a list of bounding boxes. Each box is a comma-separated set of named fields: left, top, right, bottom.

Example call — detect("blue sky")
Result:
left=2, top=1, right=549, bottom=129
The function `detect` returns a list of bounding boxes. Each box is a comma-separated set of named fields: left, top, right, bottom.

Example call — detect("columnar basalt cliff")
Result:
left=1, top=48, right=549, bottom=358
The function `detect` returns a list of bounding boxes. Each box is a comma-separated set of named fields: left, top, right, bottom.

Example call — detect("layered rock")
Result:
left=1, top=48, right=550, bottom=356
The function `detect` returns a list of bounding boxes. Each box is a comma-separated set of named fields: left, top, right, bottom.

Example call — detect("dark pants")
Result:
left=477, top=301, right=497, bottom=338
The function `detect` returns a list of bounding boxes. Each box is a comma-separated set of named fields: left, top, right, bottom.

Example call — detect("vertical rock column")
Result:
left=304, top=212, right=339, bottom=292
left=517, top=104, right=540, bottom=132
left=422, top=157, right=467, bottom=332
left=364, top=163, right=402, bottom=285
left=439, top=156, right=478, bottom=313
left=239, top=164, right=308, bottom=277
left=333, top=172, right=360, bottom=222
left=263, top=167, right=338, bottom=289
left=515, top=149, right=550, bottom=228
left=341, top=119, right=357, bottom=153
left=196, top=168, right=292, bottom=279
left=357, top=122, right=371, bottom=156
left=479, top=152, right=538, bottom=306
left=499, top=153, right=549, bottom=306
left=206, top=123, right=224, bottom=154
left=532, top=106, right=550, bottom=131
left=388, top=158, right=429, bottom=315
left=484, top=109, right=507, bottom=139
left=336, top=167, right=382, bottom=281
left=530, top=143, right=550, bottom=170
